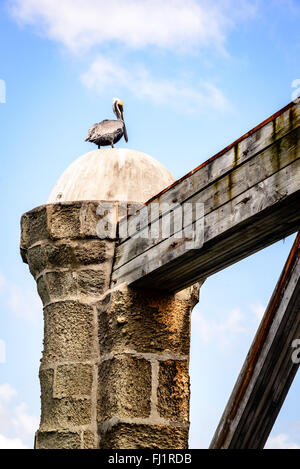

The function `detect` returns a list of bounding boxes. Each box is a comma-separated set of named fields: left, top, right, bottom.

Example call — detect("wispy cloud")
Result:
left=265, top=433, right=300, bottom=449
left=9, top=0, right=258, bottom=115
left=11, top=403, right=39, bottom=439
left=251, top=303, right=266, bottom=323
left=81, top=55, right=230, bottom=113
left=192, top=307, right=246, bottom=349
left=0, top=383, right=38, bottom=449
left=9, top=0, right=238, bottom=54
left=0, top=434, right=28, bottom=449
left=0, top=383, right=17, bottom=403
left=0, top=270, right=41, bottom=323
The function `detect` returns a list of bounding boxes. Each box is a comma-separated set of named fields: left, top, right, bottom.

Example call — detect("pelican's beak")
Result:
left=119, top=106, right=128, bottom=143
left=123, top=121, right=128, bottom=143
left=116, top=99, right=128, bottom=143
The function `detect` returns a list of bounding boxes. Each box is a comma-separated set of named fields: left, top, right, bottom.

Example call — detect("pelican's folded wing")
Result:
left=85, top=123, right=99, bottom=141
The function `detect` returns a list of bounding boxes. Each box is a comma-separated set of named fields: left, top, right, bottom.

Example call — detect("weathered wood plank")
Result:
left=113, top=163, right=300, bottom=290
left=111, top=101, right=300, bottom=292
left=118, top=101, right=300, bottom=245
left=115, top=127, right=300, bottom=265
left=210, top=233, right=300, bottom=449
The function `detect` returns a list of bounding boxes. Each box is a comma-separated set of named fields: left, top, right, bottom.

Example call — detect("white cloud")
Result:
left=9, top=0, right=234, bottom=53
left=0, top=270, right=41, bottom=322
left=0, top=434, right=28, bottom=449
left=7, top=283, right=41, bottom=322
left=251, top=303, right=266, bottom=323
left=0, top=383, right=17, bottom=403
left=265, top=433, right=300, bottom=449
left=10, top=1, right=256, bottom=114
left=0, top=383, right=38, bottom=449
left=81, top=55, right=230, bottom=112
left=192, top=307, right=246, bottom=348
left=11, top=403, right=39, bottom=439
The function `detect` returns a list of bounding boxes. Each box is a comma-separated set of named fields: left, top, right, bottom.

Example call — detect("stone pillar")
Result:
left=20, top=201, right=199, bottom=449
left=97, top=284, right=199, bottom=449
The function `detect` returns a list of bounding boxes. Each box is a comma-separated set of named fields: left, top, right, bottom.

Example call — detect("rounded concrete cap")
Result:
left=47, top=148, right=175, bottom=204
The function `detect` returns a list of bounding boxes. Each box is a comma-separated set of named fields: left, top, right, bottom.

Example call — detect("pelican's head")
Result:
left=112, top=97, right=128, bottom=143
left=113, top=97, right=124, bottom=118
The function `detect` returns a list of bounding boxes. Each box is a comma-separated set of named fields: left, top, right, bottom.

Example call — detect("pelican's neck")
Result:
left=113, top=102, right=123, bottom=121
left=115, top=110, right=123, bottom=121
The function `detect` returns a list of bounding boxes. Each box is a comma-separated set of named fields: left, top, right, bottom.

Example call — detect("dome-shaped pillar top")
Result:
left=48, top=148, right=175, bottom=204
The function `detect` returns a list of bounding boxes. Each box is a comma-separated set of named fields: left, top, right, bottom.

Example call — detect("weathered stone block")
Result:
left=73, top=239, right=114, bottom=265
left=26, top=244, right=48, bottom=277
left=45, top=242, right=77, bottom=267
left=91, top=201, right=120, bottom=240
left=77, top=269, right=107, bottom=297
left=35, top=430, right=81, bottom=449
left=44, top=270, right=77, bottom=300
left=48, top=203, right=81, bottom=240
left=39, top=368, right=92, bottom=428
left=100, top=423, right=188, bottom=449
left=97, top=286, right=193, bottom=355
left=37, top=276, right=50, bottom=305
left=98, top=355, right=151, bottom=422
left=157, top=360, right=190, bottom=422
left=55, top=364, right=93, bottom=398
left=40, top=396, right=92, bottom=429
left=79, top=201, right=109, bottom=238
left=20, top=206, right=48, bottom=250
left=82, top=430, right=97, bottom=449
left=40, top=368, right=54, bottom=416
left=28, top=239, right=112, bottom=277
left=42, top=301, right=94, bottom=364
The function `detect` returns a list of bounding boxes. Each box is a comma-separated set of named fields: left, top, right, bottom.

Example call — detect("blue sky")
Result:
left=0, top=0, right=299, bottom=449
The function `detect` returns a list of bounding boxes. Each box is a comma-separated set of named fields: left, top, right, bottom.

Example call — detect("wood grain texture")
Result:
left=112, top=101, right=300, bottom=292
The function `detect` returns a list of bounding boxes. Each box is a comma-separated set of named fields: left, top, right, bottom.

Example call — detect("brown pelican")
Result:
left=85, top=97, right=128, bottom=149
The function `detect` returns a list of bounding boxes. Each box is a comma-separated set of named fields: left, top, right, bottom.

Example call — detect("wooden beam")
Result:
left=112, top=101, right=300, bottom=292
left=210, top=232, right=300, bottom=449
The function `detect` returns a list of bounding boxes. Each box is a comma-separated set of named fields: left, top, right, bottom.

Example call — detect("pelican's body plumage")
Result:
left=85, top=98, right=128, bottom=149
